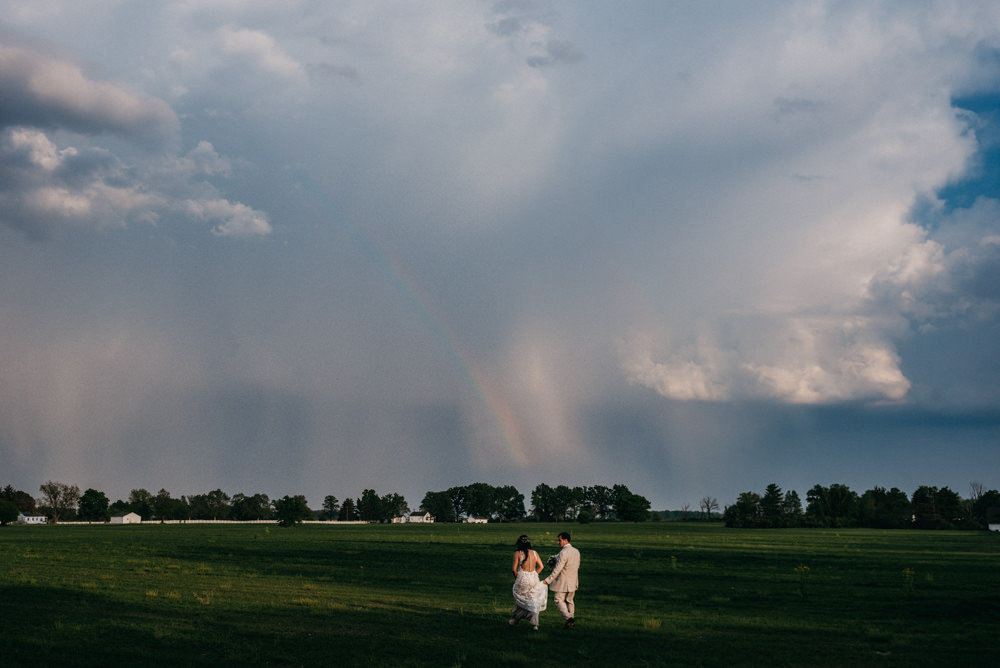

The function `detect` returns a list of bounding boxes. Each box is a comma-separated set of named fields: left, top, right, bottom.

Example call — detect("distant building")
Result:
left=406, top=511, right=434, bottom=523
left=989, top=523, right=1000, bottom=532
left=17, top=513, right=46, bottom=525
left=110, top=512, right=142, bottom=525
left=464, top=517, right=488, bottom=524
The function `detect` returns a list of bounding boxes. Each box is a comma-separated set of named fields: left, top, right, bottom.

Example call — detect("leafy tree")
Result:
left=616, top=491, right=652, bottom=522
left=420, top=483, right=522, bottom=522
left=273, top=495, right=312, bottom=527
left=38, top=481, right=81, bottom=524
left=1, top=485, right=36, bottom=513
left=153, top=489, right=189, bottom=521
left=128, top=488, right=155, bottom=520
left=911, top=485, right=942, bottom=529
left=186, top=494, right=210, bottom=519
left=827, top=484, right=859, bottom=527
left=108, top=499, right=130, bottom=517
left=606, top=483, right=632, bottom=520
left=186, top=489, right=231, bottom=520
left=204, top=489, right=231, bottom=520
left=858, top=487, right=911, bottom=529
left=420, top=491, right=455, bottom=522
left=357, top=489, right=384, bottom=522
left=586, top=485, right=614, bottom=520
left=321, top=495, right=340, bottom=521
left=805, top=484, right=830, bottom=526
left=77, top=488, right=110, bottom=522
left=935, top=487, right=965, bottom=527
left=447, top=486, right=468, bottom=521
left=464, top=482, right=496, bottom=520
left=551, top=485, right=578, bottom=521
left=231, top=493, right=272, bottom=521
left=493, top=485, right=525, bottom=522
left=971, top=488, right=1000, bottom=527
left=805, top=483, right=858, bottom=527
left=338, top=497, right=357, bottom=521
left=723, top=491, right=761, bottom=528
left=381, top=492, right=409, bottom=521
left=0, top=499, right=18, bottom=525
left=531, top=483, right=557, bottom=521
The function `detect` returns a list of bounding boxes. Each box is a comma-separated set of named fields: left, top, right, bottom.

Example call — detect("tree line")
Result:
left=419, top=482, right=651, bottom=523
left=10, top=478, right=995, bottom=529
left=723, top=482, right=1000, bottom=530
left=0, top=481, right=652, bottom=526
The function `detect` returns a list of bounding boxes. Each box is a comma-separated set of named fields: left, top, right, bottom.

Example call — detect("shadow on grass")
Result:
left=0, top=582, right=682, bottom=667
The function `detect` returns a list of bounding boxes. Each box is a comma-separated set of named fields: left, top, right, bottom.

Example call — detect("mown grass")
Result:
left=1, top=522, right=997, bottom=666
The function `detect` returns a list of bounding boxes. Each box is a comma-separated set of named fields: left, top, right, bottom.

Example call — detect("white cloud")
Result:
left=0, top=40, right=270, bottom=238
left=217, top=26, right=305, bottom=83
left=0, top=125, right=270, bottom=238
left=0, top=127, right=164, bottom=234
left=186, top=198, right=272, bottom=237
left=599, top=3, right=1000, bottom=406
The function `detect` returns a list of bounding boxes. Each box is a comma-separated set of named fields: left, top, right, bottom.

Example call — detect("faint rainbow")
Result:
left=290, top=173, right=531, bottom=467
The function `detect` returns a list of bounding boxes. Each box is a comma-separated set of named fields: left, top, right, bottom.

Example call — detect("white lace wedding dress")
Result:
left=512, top=552, right=548, bottom=614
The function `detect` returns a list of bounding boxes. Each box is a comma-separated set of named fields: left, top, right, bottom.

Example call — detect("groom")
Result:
left=541, top=532, right=580, bottom=628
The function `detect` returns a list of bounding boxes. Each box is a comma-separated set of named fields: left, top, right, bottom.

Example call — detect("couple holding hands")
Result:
left=509, top=532, right=579, bottom=631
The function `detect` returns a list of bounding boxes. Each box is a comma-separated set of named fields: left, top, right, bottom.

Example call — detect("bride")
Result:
left=509, top=534, right=548, bottom=630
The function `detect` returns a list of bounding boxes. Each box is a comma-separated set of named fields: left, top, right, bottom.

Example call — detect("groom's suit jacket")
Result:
left=547, top=543, right=580, bottom=593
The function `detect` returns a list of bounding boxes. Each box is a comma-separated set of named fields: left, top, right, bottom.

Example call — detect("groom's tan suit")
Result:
left=544, top=542, right=580, bottom=624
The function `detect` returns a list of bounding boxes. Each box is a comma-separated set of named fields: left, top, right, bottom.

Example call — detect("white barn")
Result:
left=110, top=512, right=142, bottom=524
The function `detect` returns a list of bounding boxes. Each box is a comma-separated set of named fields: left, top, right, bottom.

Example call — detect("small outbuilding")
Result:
left=110, top=512, right=142, bottom=525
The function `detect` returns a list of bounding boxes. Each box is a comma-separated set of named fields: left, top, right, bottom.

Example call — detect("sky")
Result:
left=1, top=1, right=999, bottom=512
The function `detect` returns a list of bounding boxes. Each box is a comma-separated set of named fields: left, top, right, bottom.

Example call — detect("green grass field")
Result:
left=1, top=522, right=997, bottom=666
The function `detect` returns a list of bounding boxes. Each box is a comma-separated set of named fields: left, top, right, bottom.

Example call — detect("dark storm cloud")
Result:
left=0, top=41, right=178, bottom=146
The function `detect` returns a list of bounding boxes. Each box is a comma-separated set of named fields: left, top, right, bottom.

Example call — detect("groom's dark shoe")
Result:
left=564, top=618, right=575, bottom=628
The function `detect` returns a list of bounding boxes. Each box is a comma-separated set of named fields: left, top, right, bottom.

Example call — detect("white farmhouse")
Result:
left=110, top=512, right=142, bottom=524
left=17, top=512, right=46, bottom=525
left=464, top=517, right=488, bottom=524
left=406, top=511, right=434, bottom=523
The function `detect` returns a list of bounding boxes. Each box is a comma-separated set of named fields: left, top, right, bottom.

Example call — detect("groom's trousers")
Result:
left=553, top=591, right=575, bottom=621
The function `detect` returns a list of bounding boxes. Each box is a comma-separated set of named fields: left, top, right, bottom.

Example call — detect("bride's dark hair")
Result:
left=515, top=534, right=531, bottom=560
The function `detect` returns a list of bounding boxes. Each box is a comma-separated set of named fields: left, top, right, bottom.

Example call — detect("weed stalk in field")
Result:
left=793, top=564, right=810, bottom=598
left=902, top=567, right=915, bottom=595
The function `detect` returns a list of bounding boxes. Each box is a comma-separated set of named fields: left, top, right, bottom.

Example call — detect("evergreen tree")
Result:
left=338, top=497, right=357, bottom=521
